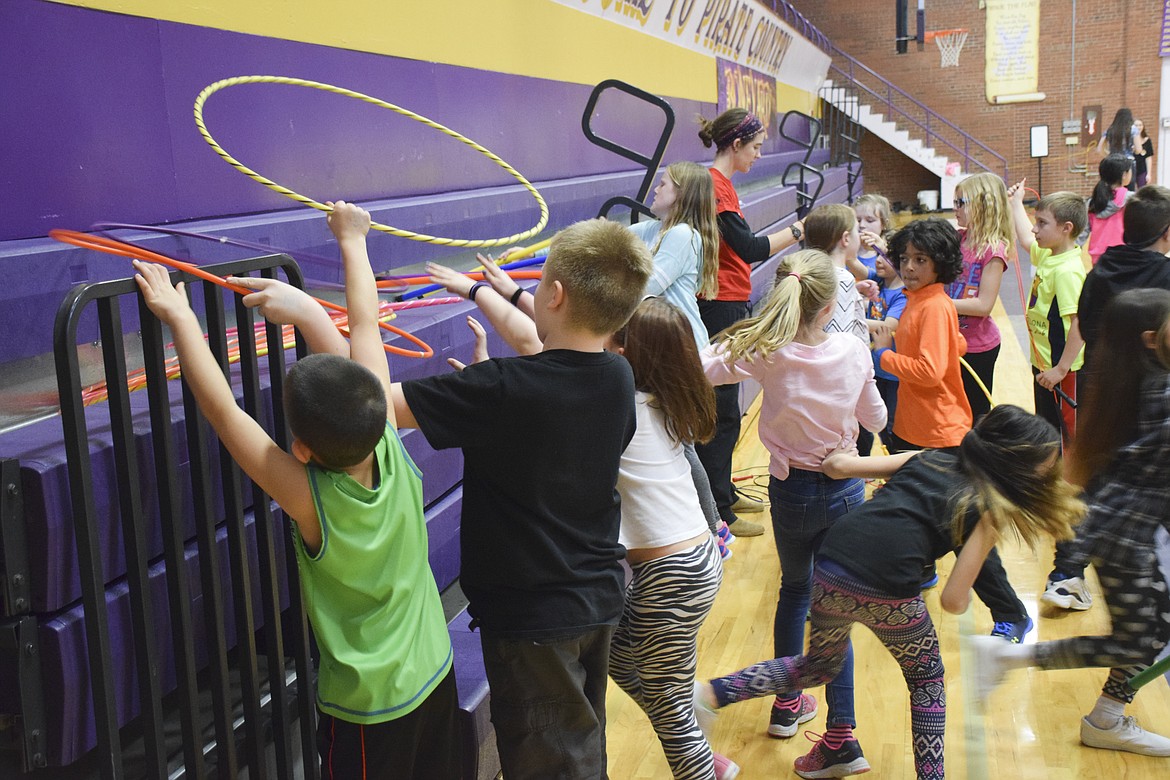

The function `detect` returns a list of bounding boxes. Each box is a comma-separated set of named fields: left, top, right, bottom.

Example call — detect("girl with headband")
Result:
left=694, top=108, right=805, bottom=540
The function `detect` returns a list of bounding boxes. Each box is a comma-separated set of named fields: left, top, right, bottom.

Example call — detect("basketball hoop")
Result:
left=925, top=29, right=968, bottom=68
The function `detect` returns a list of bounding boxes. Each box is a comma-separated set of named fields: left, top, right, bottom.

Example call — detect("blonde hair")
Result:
left=717, top=250, right=836, bottom=364
left=854, top=194, right=892, bottom=234
left=804, top=204, right=857, bottom=254
left=955, top=173, right=1013, bottom=258
left=545, top=219, right=654, bottom=335
left=655, top=161, right=720, bottom=299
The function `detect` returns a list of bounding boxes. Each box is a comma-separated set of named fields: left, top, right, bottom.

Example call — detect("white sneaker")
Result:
left=967, top=635, right=1012, bottom=703
left=1041, top=576, right=1093, bottom=611
left=693, top=681, right=719, bottom=737
left=1080, top=715, right=1170, bottom=756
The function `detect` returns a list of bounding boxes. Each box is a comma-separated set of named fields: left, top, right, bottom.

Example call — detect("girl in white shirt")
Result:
left=701, top=249, right=885, bottom=773
left=608, top=297, right=733, bottom=780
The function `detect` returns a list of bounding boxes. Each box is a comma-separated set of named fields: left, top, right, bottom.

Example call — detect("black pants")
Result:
left=316, top=667, right=461, bottom=780
left=1032, top=368, right=1086, bottom=578
left=696, top=299, right=751, bottom=525
left=480, top=625, right=614, bottom=780
left=960, top=345, right=999, bottom=422
left=895, top=440, right=1029, bottom=624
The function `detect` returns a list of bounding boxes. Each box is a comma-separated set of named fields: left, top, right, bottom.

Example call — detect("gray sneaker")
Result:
left=1080, top=715, right=1170, bottom=756
left=1041, top=576, right=1093, bottom=611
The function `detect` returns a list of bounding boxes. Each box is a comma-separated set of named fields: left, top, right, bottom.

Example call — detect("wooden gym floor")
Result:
left=604, top=296, right=1170, bottom=778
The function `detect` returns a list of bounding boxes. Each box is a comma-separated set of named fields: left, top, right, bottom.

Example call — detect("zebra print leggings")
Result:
left=709, top=560, right=947, bottom=780
left=609, top=538, right=723, bottom=780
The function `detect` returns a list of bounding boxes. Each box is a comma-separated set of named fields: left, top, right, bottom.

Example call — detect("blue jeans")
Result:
left=770, top=468, right=864, bottom=727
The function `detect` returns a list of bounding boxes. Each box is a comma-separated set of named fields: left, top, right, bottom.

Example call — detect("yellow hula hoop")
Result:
left=193, top=76, right=550, bottom=248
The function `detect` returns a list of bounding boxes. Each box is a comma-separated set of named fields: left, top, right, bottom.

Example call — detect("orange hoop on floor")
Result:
left=49, top=229, right=435, bottom=358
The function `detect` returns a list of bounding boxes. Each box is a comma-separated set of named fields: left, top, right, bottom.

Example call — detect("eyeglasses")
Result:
left=954, top=197, right=969, bottom=207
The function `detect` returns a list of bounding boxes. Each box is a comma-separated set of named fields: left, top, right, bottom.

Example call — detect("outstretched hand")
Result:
left=477, top=253, right=521, bottom=298
left=447, top=315, right=490, bottom=371
left=427, top=262, right=476, bottom=298
left=227, top=276, right=318, bottom=325
left=133, top=260, right=193, bottom=326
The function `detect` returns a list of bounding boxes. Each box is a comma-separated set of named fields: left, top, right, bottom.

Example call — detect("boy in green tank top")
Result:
left=133, top=201, right=459, bottom=780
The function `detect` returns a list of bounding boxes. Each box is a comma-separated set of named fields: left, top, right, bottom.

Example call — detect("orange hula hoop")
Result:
left=49, top=229, right=434, bottom=358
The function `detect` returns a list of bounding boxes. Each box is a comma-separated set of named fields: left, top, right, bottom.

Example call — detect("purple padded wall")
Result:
left=0, top=0, right=754, bottom=242
left=31, top=504, right=290, bottom=767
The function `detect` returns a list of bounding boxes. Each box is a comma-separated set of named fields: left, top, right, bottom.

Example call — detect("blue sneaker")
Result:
left=717, top=521, right=736, bottom=546
left=990, top=616, right=1033, bottom=643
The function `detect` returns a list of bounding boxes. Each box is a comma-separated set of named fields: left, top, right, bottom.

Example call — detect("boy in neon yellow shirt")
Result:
left=1009, top=180, right=1093, bottom=615
left=134, top=201, right=459, bottom=779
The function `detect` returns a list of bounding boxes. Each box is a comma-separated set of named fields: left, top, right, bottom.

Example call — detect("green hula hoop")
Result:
left=193, top=76, right=549, bottom=248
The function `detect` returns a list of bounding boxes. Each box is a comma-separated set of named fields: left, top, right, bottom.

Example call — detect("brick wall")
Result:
left=795, top=0, right=1164, bottom=205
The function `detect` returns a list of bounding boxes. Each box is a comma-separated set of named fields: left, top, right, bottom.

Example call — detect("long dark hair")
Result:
left=954, top=405, right=1083, bottom=546
left=1089, top=154, right=1131, bottom=215
left=1069, top=288, right=1170, bottom=486
left=1105, top=108, right=1134, bottom=154
left=613, top=298, right=716, bottom=445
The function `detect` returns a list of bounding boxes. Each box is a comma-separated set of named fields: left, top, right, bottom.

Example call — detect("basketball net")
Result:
left=932, top=29, right=968, bottom=68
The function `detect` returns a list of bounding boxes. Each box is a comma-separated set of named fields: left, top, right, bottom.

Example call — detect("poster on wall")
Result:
left=1081, top=105, right=1102, bottom=148
left=553, top=0, right=830, bottom=93
left=984, top=0, right=1041, bottom=103
left=717, top=59, right=777, bottom=135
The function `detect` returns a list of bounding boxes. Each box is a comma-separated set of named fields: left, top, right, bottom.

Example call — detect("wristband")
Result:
left=510, top=287, right=525, bottom=306
left=468, top=281, right=490, bottom=302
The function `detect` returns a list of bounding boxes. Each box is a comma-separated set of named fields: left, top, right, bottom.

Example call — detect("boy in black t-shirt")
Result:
left=394, top=219, right=653, bottom=779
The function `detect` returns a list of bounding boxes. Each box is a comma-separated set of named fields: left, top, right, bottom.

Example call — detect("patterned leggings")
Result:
left=710, top=561, right=946, bottom=780
left=610, top=539, right=723, bottom=780
left=1035, top=530, right=1170, bottom=703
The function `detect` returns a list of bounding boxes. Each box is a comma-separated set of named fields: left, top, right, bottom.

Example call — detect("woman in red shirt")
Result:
left=694, top=108, right=804, bottom=538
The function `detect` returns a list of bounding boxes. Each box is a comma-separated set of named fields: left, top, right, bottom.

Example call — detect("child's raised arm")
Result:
left=428, top=261, right=543, bottom=356
left=133, top=260, right=321, bottom=549
left=1007, top=179, right=1035, bottom=251
left=227, top=276, right=348, bottom=357
left=327, top=201, right=395, bottom=424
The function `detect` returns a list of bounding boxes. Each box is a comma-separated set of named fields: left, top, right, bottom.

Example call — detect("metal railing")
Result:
left=764, top=1, right=1009, bottom=181
left=51, top=255, right=316, bottom=779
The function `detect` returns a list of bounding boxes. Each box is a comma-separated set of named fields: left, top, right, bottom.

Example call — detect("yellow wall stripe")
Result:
left=49, top=0, right=721, bottom=102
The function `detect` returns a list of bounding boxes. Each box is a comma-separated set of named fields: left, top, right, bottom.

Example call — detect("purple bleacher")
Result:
left=425, top=487, right=463, bottom=594
left=0, top=305, right=489, bottom=613
left=448, top=608, right=500, bottom=780
left=26, top=503, right=289, bottom=767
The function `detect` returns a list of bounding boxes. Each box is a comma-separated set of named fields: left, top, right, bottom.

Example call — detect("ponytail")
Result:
left=1089, top=154, right=1131, bottom=215
left=717, top=249, right=836, bottom=363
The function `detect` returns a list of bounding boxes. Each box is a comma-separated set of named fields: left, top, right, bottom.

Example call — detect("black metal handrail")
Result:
left=52, top=254, right=316, bottom=779
left=581, top=79, right=675, bottom=221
